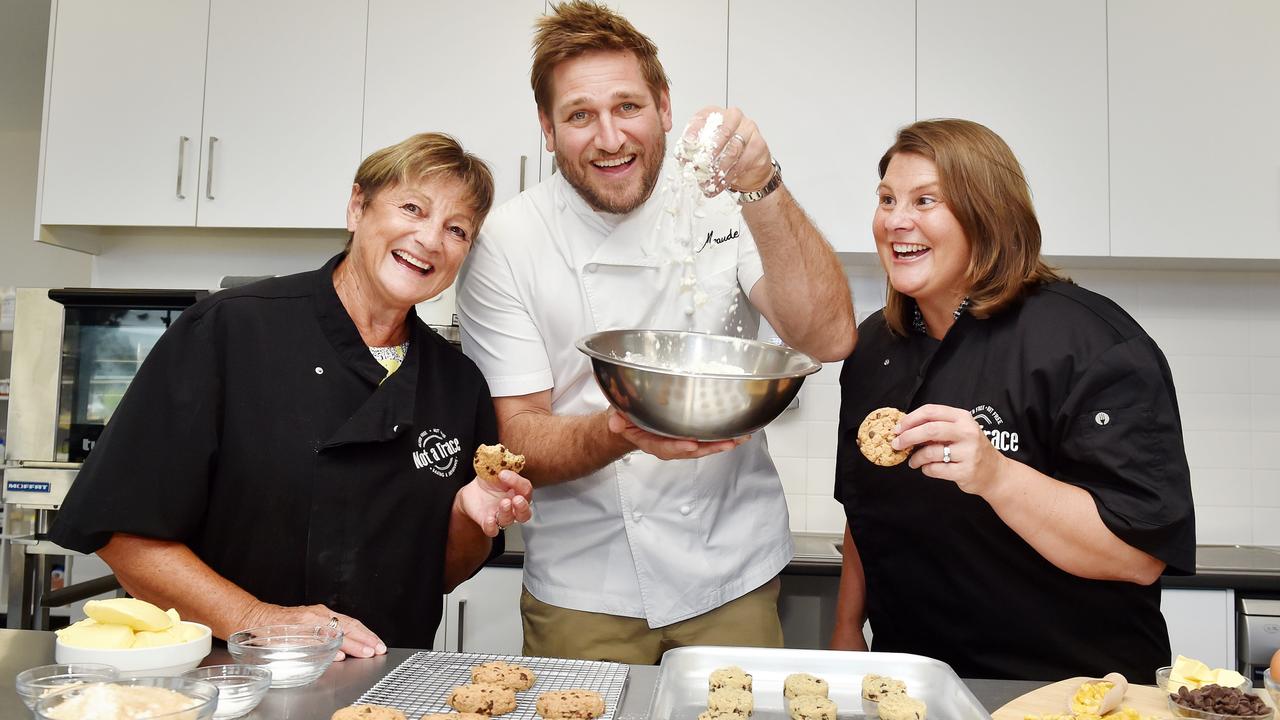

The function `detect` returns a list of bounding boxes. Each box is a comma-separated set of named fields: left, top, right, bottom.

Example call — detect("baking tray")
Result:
left=646, top=646, right=989, bottom=719
left=352, top=650, right=629, bottom=719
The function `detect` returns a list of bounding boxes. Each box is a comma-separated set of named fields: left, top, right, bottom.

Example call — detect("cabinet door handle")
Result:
left=455, top=599, right=466, bottom=653
left=519, top=155, right=528, bottom=192
left=205, top=136, right=219, bottom=200
left=176, top=136, right=189, bottom=199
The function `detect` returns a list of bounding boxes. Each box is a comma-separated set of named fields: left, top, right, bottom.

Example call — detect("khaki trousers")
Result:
left=520, top=577, right=784, bottom=664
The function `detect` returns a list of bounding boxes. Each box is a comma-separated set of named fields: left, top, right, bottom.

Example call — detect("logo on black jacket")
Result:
left=412, top=428, right=462, bottom=477
left=971, top=404, right=1020, bottom=454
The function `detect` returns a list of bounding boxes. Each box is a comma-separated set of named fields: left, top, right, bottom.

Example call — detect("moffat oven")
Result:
left=3, top=287, right=203, bottom=628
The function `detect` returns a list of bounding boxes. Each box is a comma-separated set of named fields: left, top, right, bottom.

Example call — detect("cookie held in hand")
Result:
left=856, top=408, right=912, bottom=466
left=473, top=443, right=526, bottom=481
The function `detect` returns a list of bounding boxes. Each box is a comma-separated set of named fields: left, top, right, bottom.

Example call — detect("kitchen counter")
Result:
left=0, top=628, right=1043, bottom=718
left=494, top=529, right=1280, bottom=590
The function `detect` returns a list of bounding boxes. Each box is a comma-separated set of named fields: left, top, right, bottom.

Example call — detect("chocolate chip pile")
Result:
left=1170, top=684, right=1269, bottom=717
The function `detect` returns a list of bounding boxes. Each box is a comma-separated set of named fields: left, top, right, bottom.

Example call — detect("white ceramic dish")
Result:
left=55, top=622, right=212, bottom=676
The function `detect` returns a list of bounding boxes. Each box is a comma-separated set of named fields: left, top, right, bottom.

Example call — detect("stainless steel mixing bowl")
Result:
left=577, top=329, right=822, bottom=441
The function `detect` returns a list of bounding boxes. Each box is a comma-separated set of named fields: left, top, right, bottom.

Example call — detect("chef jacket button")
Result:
left=392, top=424, right=399, bottom=433
left=883, top=358, right=890, bottom=366
left=586, top=263, right=598, bottom=273
left=621, top=454, right=632, bottom=465
left=684, top=306, right=695, bottom=316
left=314, top=366, right=324, bottom=375
left=1094, top=411, right=1110, bottom=426
left=680, top=504, right=691, bottom=516
left=632, top=512, right=643, bottom=522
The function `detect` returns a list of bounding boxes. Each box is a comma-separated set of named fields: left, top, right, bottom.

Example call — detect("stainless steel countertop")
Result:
left=0, top=628, right=1044, bottom=718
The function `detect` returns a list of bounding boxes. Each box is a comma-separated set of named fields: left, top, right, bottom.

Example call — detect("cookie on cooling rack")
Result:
left=535, top=689, right=606, bottom=719
left=471, top=660, right=537, bottom=691
left=448, top=683, right=518, bottom=716
left=422, top=714, right=488, bottom=720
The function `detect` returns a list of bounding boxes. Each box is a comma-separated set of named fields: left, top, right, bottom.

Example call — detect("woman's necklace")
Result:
left=913, top=296, right=971, bottom=335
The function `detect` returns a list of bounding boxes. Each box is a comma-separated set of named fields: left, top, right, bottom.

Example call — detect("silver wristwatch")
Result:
left=734, top=159, right=783, bottom=204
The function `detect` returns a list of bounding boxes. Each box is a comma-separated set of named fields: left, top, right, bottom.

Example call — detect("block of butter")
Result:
left=55, top=598, right=203, bottom=649
left=1168, top=654, right=1249, bottom=692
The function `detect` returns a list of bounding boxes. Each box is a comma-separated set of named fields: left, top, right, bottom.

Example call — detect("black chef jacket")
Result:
left=51, top=253, right=502, bottom=648
left=835, top=281, right=1195, bottom=681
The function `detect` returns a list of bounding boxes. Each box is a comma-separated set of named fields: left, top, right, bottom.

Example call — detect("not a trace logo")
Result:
left=412, top=428, right=462, bottom=478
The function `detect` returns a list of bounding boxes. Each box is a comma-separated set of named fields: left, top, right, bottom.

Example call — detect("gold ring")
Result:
left=327, top=616, right=340, bottom=630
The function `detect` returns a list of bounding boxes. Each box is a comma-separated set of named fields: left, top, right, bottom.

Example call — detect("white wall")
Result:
left=776, top=261, right=1280, bottom=548
left=0, top=0, right=91, bottom=288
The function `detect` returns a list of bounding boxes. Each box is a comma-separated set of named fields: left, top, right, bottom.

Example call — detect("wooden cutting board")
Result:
left=993, top=677, right=1278, bottom=719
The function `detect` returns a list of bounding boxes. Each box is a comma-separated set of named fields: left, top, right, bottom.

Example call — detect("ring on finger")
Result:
left=942, top=445, right=952, bottom=464
left=326, top=616, right=340, bottom=631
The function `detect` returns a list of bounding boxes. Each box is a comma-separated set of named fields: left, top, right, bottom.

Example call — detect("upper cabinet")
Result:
left=917, top=0, right=1109, bottom=257
left=39, top=0, right=210, bottom=226
left=727, top=0, right=915, bottom=253
left=38, top=0, right=366, bottom=231
left=1108, top=0, right=1280, bottom=259
left=363, top=0, right=545, bottom=207
left=196, top=0, right=366, bottom=228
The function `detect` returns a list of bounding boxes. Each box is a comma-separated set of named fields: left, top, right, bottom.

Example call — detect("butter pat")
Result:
left=85, top=598, right=173, bottom=632
left=1169, top=654, right=1247, bottom=692
left=55, top=618, right=136, bottom=649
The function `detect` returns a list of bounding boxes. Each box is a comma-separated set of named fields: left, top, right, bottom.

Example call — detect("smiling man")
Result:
left=456, top=1, right=856, bottom=663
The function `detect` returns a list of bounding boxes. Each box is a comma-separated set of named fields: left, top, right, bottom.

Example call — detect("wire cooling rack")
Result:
left=353, top=651, right=630, bottom=719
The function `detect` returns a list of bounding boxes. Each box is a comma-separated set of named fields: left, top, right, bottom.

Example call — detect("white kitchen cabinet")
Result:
left=1162, top=587, right=1234, bottom=670
left=39, top=0, right=210, bottom=227
left=38, top=0, right=366, bottom=232
left=362, top=0, right=545, bottom=207
left=727, top=0, right=914, bottom=253
left=1109, top=0, right=1280, bottom=259
left=916, top=0, right=1109, bottom=257
left=195, top=0, right=366, bottom=228
left=442, top=566, right=524, bottom=655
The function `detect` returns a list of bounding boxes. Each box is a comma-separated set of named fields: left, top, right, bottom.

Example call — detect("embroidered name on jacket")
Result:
left=696, top=227, right=739, bottom=253
left=971, top=404, right=1020, bottom=453
left=413, top=429, right=462, bottom=477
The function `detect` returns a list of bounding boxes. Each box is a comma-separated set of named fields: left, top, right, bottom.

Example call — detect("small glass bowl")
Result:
left=182, top=665, right=271, bottom=719
left=1158, top=666, right=1254, bottom=693
left=1264, top=670, right=1278, bottom=713
left=226, top=624, right=342, bottom=688
left=34, top=677, right=219, bottom=720
left=1167, top=692, right=1275, bottom=720
left=15, top=663, right=119, bottom=710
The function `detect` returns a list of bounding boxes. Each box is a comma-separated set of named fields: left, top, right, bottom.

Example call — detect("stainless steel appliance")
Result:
left=1239, top=596, right=1280, bottom=684
left=3, top=287, right=204, bottom=628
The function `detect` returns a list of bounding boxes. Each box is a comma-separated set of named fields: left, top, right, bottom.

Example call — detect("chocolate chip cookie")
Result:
left=331, top=705, right=406, bottom=720
left=470, top=660, right=536, bottom=691
left=447, top=683, right=518, bottom=716
left=473, top=443, right=526, bottom=481
left=856, top=407, right=911, bottom=466
left=535, top=689, right=605, bottom=719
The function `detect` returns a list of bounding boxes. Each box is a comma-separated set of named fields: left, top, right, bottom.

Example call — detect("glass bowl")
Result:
left=182, top=665, right=271, bottom=719
left=35, top=677, right=219, bottom=720
left=1167, top=691, right=1274, bottom=720
left=1265, top=670, right=1278, bottom=712
left=577, top=329, right=821, bottom=441
left=226, top=624, right=342, bottom=688
left=15, top=663, right=119, bottom=710
left=1158, top=666, right=1253, bottom=693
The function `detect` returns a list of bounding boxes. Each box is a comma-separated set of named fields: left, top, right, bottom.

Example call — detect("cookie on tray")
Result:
left=535, top=689, right=606, bottom=719
left=709, top=665, right=753, bottom=692
left=422, top=715, right=489, bottom=720
left=447, top=683, right=518, bottom=716
left=856, top=407, right=911, bottom=466
left=473, top=443, right=526, bottom=481
left=861, top=674, right=907, bottom=701
left=878, top=693, right=926, bottom=720
left=789, top=695, right=837, bottom=720
left=707, top=687, right=753, bottom=716
left=331, top=705, right=407, bottom=720
left=783, top=673, right=829, bottom=699
left=698, top=711, right=748, bottom=720
left=471, top=660, right=536, bottom=691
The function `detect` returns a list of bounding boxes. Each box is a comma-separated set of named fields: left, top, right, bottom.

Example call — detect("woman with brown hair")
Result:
left=831, top=119, right=1195, bottom=680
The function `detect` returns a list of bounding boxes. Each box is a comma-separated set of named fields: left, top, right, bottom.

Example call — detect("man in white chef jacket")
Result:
left=456, top=0, right=855, bottom=662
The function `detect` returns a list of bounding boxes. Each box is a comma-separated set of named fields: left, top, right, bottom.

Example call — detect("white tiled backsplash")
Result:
left=772, top=261, right=1280, bottom=547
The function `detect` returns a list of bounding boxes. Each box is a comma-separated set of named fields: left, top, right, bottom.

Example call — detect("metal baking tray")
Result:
left=354, top=650, right=629, bottom=719
left=646, top=646, right=989, bottom=719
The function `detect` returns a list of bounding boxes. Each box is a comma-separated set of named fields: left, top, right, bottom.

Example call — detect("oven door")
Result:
left=1238, top=596, right=1280, bottom=683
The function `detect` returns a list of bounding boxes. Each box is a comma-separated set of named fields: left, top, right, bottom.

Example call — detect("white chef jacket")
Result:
left=456, top=166, right=793, bottom=628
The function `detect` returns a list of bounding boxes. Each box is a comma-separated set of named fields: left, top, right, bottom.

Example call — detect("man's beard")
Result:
left=555, top=134, right=666, bottom=215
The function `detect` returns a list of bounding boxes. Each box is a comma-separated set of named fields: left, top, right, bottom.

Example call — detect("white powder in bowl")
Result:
left=42, top=683, right=202, bottom=720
